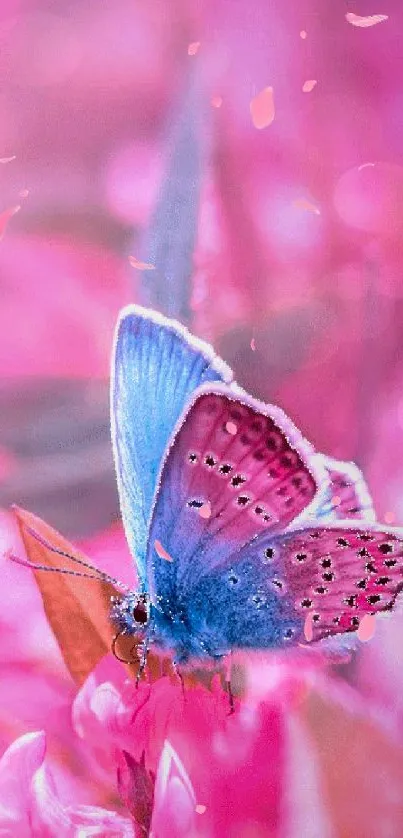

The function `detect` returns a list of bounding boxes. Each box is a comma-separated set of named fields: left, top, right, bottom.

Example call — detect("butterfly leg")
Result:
left=172, top=660, right=186, bottom=701
left=223, top=653, right=235, bottom=715
left=227, top=680, right=235, bottom=715
left=134, top=640, right=149, bottom=687
left=112, top=630, right=131, bottom=663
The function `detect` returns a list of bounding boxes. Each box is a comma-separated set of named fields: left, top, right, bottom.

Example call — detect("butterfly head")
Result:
left=111, top=592, right=151, bottom=635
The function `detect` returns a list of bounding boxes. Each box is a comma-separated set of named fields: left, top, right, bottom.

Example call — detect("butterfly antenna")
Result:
left=9, top=525, right=129, bottom=592
left=224, top=653, right=235, bottom=715
left=9, top=551, right=110, bottom=581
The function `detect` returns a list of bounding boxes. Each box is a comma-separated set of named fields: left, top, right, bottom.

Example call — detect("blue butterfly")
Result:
left=111, top=305, right=403, bottom=665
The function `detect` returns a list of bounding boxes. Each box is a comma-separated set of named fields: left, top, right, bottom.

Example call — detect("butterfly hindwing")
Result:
left=147, top=385, right=327, bottom=608
left=317, top=456, right=376, bottom=523
left=185, top=522, right=403, bottom=654
left=111, top=306, right=232, bottom=586
left=275, top=523, right=403, bottom=642
left=159, top=522, right=403, bottom=657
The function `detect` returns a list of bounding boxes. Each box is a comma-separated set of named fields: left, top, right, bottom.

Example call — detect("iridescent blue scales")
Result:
left=111, top=305, right=403, bottom=663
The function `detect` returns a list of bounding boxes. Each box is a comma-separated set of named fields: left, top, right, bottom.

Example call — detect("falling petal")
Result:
left=225, top=421, right=238, bottom=435
left=384, top=511, right=395, bottom=524
left=211, top=95, right=223, bottom=109
left=154, top=540, right=174, bottom=561
left=300, top=30, right=307, bottom=39
left=128, top=256, right=156, bottom=271
left=0, top=155, right=16, bottom=164
left=250, top=337, right=256, bottom=351
left=195, top=804, right=206, bottom=815
left=199, top=502, right=212, bottom=520
left=293, top=198, right=321, bottom=215
left=0, top=205, right=20, bottom=241
left=19, top=188, right=30, bottom=199
left=250, top=87, right=275, bottom=129
left=302, top=79, right=317, bottom=93
left=345, top=13, right=388, bottom=27
left=357, top=614, right=376, bottom=643
left=188, top=41, right=200, bottom=56
left=304, top=613, right=314, bottom=642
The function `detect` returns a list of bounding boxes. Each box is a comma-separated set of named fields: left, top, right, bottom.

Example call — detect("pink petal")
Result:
left=90, top=682, right=126, bottom=730
left=304, top=613, right=314, bottom=642
left=154, top=539, right=174, bottom=562
left=128, top=255, right=155, bottom=271
left=151, top=741, right=196, bottom=838
left=187, top=41, right=200, bottom=56
left=211, top=95, right=223, bottom=109
left=345, top=12, right=388, bottom=27
left=0, top=733, right=69, bottom=837
left=284, top=714, right=333, bottom=837
left=0, top=731, right=46, bottom=825
left=302, top=79, right=317, bottom=93
left=72, top=657, right=127, bottom=783
left=199, top=501, right=212, bottom=519
left=293, top=198, right=321, bottom=215
left=250, top=87, right=275, bottom=129
left=0, top=731, right=133, bottom=837
left=357, top=614, right=377, bottom=642
left=66, top=804, right=134, bottom=836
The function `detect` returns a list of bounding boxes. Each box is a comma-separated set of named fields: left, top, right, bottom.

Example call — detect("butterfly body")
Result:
left=111, top=305, right=403, bottom=662
left=114, top=573, right=303, bottom=665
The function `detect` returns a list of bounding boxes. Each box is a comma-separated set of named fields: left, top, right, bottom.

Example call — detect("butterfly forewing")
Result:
left=111, top=306, right=232, bottom=585
left=147, top=387, right=324, bottom=603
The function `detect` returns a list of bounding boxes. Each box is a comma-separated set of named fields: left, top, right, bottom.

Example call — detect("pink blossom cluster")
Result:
left=1, top=509, right=403, bottom=836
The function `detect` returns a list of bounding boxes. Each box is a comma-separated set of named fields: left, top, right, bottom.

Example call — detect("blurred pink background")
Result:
left=1, top=0, right=403, bottom=538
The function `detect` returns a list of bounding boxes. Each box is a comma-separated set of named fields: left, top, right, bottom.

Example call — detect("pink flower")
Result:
left=2, top=500, right=403, bottom=836
left=72, top=659, right=285, bottom=836
left=0, top=730, right=133, bottom=837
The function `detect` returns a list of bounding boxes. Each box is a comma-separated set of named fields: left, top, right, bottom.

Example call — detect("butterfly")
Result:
left=110, top=304, right=403, bottom=664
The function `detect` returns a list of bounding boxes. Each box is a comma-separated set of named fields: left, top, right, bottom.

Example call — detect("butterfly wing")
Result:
left=111, top=306, right=233, bottom=586
left=316, top=456, right=376, bottom=523
left=175, top=521, right=403, bottom=655
left=146, top=385, right=328, bottom=611
left=275, top=523, right=403, bottom=641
